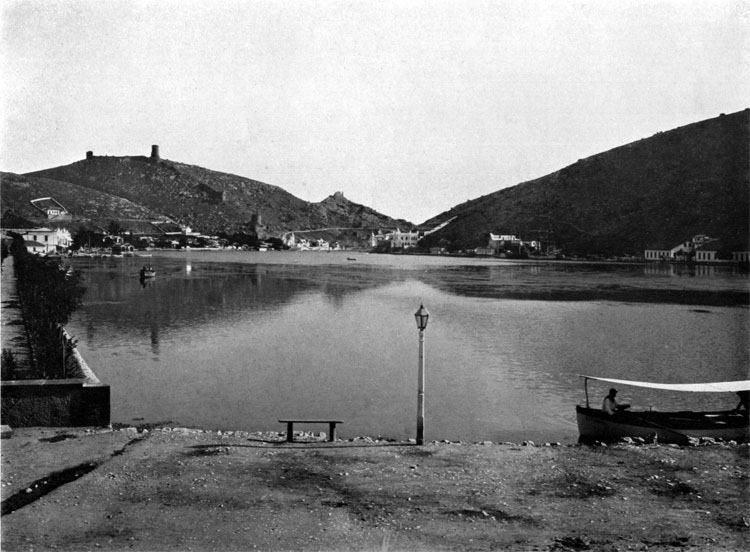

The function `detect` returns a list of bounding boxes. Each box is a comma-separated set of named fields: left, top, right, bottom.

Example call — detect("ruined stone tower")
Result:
left=151, top=145, right=160, bottom=160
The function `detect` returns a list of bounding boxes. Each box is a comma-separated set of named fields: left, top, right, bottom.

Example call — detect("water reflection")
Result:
left=71, top=258, right=411, bottom=347
left=642, top=262, right=745, bottom=278
left=421, top=263, right=748, bottom=305
left=66, top=254, right=749, bottom=443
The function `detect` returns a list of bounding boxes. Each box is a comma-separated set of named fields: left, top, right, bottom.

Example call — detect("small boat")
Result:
left=139, top=266, right=156, bottom=279
left=347, top=257, right=357, bottom=261
left=576, top=376, right=749, bottom=444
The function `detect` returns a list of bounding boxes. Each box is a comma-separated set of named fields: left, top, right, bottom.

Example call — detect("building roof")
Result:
left=646, top=237, right=750, bottom=252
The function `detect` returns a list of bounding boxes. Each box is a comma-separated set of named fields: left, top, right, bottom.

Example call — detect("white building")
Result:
left=30, top=197, right=69, bottom=219
left=283, top=232, right=296, bottom=248
left=370, top=228, right=421, bottom=249
left=18, top=227, right=72, bottom=254
left=644, top=235, right=749, bottom=264
left=390, top=228, right=421, bottom=249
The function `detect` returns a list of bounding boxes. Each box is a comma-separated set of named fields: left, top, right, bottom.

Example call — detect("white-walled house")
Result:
left=694, top=240, right=749, bottom=263
left=370, top=228, right=421, bottom=249
left=390, top=228, right=420, bottom=249
left=370, top=230, right=387, bottom=248
left=644, top=247, right=672, bottom=261
left=283, top=232, right=296, bottom=248
left=645, top=235, right=707, bottom=261
left=17, top=227, right=72, bottom=254
left=645, top=235, right=749, bottom=264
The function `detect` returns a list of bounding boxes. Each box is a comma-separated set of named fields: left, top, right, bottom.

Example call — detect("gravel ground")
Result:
left=1, top=426, right=748, bottom=551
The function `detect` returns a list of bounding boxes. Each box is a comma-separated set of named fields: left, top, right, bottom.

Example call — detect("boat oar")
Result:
left=627, top=414, right=690, bottom=444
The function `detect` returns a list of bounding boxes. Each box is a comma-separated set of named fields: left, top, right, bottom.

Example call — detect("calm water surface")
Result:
left=67, top=252, right=749, bottom=443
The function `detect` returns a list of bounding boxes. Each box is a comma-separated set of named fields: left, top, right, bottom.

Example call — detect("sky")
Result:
left=1, top=1, right=748, bottom=224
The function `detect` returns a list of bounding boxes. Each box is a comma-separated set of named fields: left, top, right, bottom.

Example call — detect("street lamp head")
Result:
left=414, top=303, right=430, bottom=331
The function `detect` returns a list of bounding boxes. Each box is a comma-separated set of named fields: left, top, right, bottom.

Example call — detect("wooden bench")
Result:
left=279, top=419, right=343, bottom=442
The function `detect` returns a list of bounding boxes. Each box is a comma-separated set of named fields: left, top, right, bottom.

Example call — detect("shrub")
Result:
left=10, top=236, right=85, bottom=379
left=1, top=349, right=18, bottom=380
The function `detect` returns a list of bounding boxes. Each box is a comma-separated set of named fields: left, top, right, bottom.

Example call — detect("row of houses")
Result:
left=110, top=222, right=218, bottom=249
left=474, top=233, right=548, bottom=256
left=476, top=233, right=567, bottom=257
left=281, top=233, right=344, bottom=251
left=644, top=235, right=750, bottom=264
left=1, top=220, right=212, bottom=256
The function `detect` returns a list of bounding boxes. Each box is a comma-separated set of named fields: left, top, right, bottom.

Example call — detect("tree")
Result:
left=107, top=220, right=123, bottom=236
left=72, top=227, right=106, bottom=250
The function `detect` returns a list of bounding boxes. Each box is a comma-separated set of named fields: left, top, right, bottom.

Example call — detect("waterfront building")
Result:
left=15, top=227, right=72, bottom=255
left=644, top=235, right=749, bottom=263
left=390, top=228, right=421, bottom=249
left=370, top=228, right=421, bottom=249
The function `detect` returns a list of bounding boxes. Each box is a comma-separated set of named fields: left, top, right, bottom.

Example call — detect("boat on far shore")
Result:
left=576, top=376, right=749, bottom=444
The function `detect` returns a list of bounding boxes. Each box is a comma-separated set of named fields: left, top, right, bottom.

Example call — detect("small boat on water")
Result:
left=576, top=376, right=749, bottom=444
left=139, top=266, right=156, bottom=279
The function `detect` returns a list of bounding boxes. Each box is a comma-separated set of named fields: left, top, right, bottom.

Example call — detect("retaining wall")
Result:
left=1, top=329, right=110, bottom=427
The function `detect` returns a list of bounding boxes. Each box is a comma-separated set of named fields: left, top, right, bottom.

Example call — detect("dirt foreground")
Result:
left=1, top=426, right=748, bottom=551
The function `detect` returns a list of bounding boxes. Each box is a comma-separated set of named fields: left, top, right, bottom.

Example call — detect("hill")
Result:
left=419, top=109, right=750, bottom=256
left=0, top=172, right=167, bottom=228
left=17, top=149, right=412, bottom=244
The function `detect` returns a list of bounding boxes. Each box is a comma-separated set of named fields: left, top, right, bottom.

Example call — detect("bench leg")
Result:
left=286, top=422, right=294, bottom=442
left=328, top=422, right=336, bottom=442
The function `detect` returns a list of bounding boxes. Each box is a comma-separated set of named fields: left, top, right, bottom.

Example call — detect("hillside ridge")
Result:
left=420, top=109, right=749, bottom=255
left=4, top=109, right=747, bottom=254
left=16, top=150, right=412, bottom=245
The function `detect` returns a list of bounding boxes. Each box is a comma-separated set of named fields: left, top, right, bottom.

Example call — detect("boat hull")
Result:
left=576, top=406, right=749, bottom=444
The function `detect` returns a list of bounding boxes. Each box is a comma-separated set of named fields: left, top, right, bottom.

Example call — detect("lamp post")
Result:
left=414, top=303, right=430, bottom=445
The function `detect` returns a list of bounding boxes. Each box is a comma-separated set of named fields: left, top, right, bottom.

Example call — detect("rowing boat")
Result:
left=576, top=376, right=749, bottom=444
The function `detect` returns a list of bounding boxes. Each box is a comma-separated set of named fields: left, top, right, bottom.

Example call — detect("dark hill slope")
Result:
left=420, top=109, right=749, bottom=255
left=1, top=172, right=165, bottom=226
left=26, top=156, right=411, bottom=237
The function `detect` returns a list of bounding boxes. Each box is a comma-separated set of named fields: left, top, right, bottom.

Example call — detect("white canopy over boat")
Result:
left=580, top=375, right=750, bottom=393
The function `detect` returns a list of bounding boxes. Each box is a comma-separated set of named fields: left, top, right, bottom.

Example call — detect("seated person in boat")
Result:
left=602, top=388, right=630, bottom=415
left=736, top=390, right=749, bottom=413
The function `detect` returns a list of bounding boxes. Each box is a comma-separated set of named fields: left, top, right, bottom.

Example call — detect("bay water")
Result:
left=66, top=252, right=749, bottom=444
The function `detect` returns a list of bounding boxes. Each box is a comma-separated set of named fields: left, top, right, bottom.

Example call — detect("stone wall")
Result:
left=1, top=329, right=110, bottom=427
left=1, top=379, right=109, bottom=426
